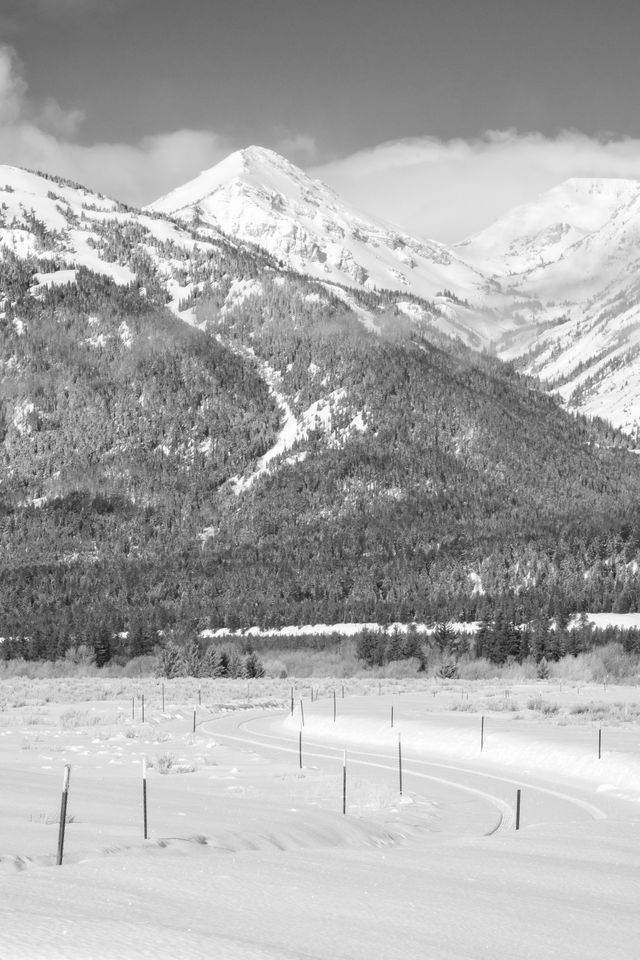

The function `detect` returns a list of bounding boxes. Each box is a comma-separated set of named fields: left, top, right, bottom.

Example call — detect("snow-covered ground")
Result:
left=201, top=611, right=640, bottom=640
left=1, top=675, right=639, bottom=959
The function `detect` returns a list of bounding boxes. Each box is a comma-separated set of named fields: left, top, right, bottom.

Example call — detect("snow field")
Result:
left=0, top=677, right=639, bottom=958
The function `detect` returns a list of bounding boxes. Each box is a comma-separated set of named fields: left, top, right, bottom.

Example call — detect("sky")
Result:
left=2, top=0, right=640, bottom=240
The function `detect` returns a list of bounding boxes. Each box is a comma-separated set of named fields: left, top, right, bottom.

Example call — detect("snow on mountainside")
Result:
left=149, top=155, right=640, bottom=435
left=457, top=178, right=640, bottom=276
left=148, top=146, right=490, bottom=309
left=0, top=164, right=241, bottom=324
left=456, top=177, right=640, bottom=437
left=4, top=158, right=640, bottom=437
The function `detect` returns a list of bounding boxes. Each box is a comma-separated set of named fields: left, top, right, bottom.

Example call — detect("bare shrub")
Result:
left=457, top=658, right=499, bottom=680
left=384, top=657, right=423, bottom=678
left=263, top=659, right=288, bottom=679
left=152, top=752, right=176, bottom=774
left=549, top=645, right=639, bottom=683
left=60, top=709, right=101, bottom=728
left=527, top=699, right=559, bottom=715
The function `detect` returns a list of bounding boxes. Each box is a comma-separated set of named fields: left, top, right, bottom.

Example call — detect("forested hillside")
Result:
left=196, top=279, right=640, bottom=629
left=2, top=169, right=640, bottom=663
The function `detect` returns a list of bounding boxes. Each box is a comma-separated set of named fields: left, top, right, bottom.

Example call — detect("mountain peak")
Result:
left=457, top=175, right=640, bottom=271
left=236, top=144, right=292, bottom=166
left=148, top=145, right=318, bottom=219
left=147, top=147, right=487, bottom=307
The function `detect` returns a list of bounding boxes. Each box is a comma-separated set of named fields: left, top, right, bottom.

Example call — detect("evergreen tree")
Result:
left=92, top=624, right=112, bottom=667
left=200, top=645, right=221, bottom=677
left=182, top=638, right=203, bottom=677
left=245, top=651, right=265, bottom=678
left=227, top=651, right=245, bottom=678
left=156, top=641, right=185, bottom=678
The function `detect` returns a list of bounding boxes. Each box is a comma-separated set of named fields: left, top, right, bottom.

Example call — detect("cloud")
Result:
left=0, top=0, right=120, bottom=32
left=4, top=40, right=640, bottom=236
left=273, top=133, right=318, bottom=164
left=0, top=44, right=234, bottom=204
left=38, top=98, right=85, bottom=137
left=310, top=131, right=640, bottom=242
left=0, top=44, right=27, bottom=123
left=0, top=123, right=235, bottom=205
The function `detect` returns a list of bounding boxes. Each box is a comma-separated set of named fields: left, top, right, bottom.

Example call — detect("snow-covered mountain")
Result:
left=149, top=158, right=640, bottom=435
left=457, top=178, right=640, bottom=277
left=457, top=178, right=640, bottom=436
left=0, top=160, right=489, bottom=352
left=4, top=157, right=640, bottom=437
left=0, top=164, right=233, bottom=323
left=147, top=146, right=493, bottom=335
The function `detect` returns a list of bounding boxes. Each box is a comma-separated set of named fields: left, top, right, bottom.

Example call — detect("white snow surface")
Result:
left=228, top=346, right=355, bottom=496
left=2, top=680, right=640, bottom=959
left=201, top=612, right=640, bottom=640
left=0, top=164, right=219, bottom=319
left=226, top=350, right=299, bottom=496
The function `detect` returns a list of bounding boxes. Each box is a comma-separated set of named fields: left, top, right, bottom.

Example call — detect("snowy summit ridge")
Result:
left=457, top=177, right=640, bottom=275
left=148, top=146, right=488, bottom=304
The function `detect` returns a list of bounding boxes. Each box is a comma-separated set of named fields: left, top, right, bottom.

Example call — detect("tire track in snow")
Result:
left=202, top=712, right=607, bottom=829
left=199, top=715, right=513, bottom=834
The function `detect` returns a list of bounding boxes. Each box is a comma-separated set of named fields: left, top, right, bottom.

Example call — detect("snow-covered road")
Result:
left=203, top=696, right=635, bottom=837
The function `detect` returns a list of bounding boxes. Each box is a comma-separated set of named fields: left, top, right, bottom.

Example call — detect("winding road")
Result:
left=198, top=693, right=634, bottom=840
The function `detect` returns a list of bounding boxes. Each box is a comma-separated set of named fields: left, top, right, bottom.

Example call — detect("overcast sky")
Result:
left=2, top=0, right=640, bottom=240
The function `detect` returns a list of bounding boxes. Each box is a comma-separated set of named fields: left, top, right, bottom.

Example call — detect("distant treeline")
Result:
left=2, top=619, right=639, bottom=674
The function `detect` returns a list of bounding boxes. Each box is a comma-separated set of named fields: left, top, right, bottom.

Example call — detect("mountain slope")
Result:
left=3, top=163, right=640, bottom=655
left=148, top=156, right=640, bottom=435
left=457, top=178, right=640, bottom=276
left=147, top=146, right=493, bottom=337
left=0, top=163, right=202, bottom=314
left=457, top=178, right=640, bottom=437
